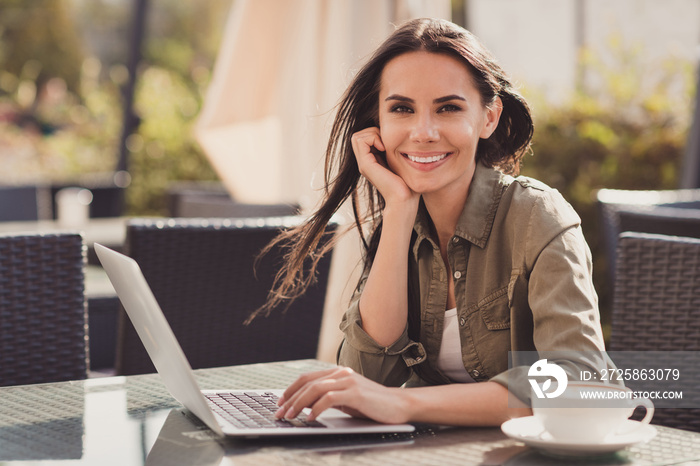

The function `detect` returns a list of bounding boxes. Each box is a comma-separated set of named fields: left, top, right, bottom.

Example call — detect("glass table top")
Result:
left=1, top=359, right=699, bottom=465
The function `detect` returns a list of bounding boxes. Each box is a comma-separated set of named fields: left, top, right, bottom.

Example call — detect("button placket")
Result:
left=451, top=238, right=464, bottom=281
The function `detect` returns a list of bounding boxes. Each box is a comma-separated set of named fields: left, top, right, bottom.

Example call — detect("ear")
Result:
left=479, top=96, right=503, bottom=139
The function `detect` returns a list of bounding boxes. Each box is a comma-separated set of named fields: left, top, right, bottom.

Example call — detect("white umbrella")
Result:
left=195, top=0, right=451, bottom=361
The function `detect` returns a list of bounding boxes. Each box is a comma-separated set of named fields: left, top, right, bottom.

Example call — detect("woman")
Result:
left=264, top=18, right=605, bottom=426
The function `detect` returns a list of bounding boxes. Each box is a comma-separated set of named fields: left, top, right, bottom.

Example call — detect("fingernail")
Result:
left=284, top=408, right=295, bottom=419
left=274, top=407, right=284, bottom=418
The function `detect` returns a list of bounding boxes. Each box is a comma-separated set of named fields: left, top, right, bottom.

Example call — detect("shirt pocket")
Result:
left=471, top=286, right=511, bottom=378
left=478, top=287, right=510, bottom=330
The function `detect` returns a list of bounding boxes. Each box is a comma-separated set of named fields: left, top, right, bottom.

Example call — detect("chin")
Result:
left=409, top=184, right=440, bottom=196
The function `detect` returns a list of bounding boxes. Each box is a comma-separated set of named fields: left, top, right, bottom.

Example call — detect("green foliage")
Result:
left=123, top=0, right=231, bottom=215
left=519, top=46, right=693, bottom=330
left=0, top=58, right=122, bottom=181
left=0, top=0, right=84, bottom=92
left=126, top=66, right=217, bottom=215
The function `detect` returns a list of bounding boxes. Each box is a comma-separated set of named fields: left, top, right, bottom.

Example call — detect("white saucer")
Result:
left=501, top=416, right=657, bottom=457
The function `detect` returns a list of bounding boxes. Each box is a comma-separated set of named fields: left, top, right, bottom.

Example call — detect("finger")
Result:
left=289, top=376, right=354, bottom=421
left=275, top=367, right=350, bottom=420
left=352, top=128, right=383, bottom=160
left=355, top=127, right=384, bottom=153
left=276, top=378, right=334, bottom=420
left=373, top=132, right=385, bottom=152
left=279, top=368, right=351, bottom=416
left=277, top=368, right=355, bottom=419
left=306, top=385, right=360, bottom=421
left=277, top=367, right=340, bottom=406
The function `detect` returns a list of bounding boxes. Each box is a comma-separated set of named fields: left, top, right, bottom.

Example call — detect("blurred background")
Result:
left=1, top=0, right=698, bottom=347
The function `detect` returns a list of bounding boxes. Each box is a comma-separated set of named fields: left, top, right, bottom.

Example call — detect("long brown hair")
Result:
left=252, top=18, right=533, bottom=319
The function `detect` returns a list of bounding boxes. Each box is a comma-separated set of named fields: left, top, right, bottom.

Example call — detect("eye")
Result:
left=389, top=104, right=413, bottom=114
left=438, top=104, right=463, bottom=113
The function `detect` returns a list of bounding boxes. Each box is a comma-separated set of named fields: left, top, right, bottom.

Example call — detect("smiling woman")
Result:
left=255, top=18, right=606, bottom=428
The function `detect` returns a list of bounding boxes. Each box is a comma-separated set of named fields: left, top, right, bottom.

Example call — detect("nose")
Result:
left=410, top=113, right=439, bottom=143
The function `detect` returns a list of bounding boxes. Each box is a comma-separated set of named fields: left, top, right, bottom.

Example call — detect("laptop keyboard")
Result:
left=205, top=392, right=325, bottom=429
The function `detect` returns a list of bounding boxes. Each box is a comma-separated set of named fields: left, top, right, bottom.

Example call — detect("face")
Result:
left=378, top=51, right=502, bottom=199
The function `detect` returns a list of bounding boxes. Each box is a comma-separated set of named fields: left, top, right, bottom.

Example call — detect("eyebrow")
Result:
left=384, top=94, right=467, bottom=104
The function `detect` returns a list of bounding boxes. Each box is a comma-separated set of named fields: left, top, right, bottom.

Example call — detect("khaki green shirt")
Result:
left=338, top=162, right=606, bottom=404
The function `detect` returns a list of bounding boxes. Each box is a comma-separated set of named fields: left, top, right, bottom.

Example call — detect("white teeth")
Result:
left=406, top=153, right=448, bottom=163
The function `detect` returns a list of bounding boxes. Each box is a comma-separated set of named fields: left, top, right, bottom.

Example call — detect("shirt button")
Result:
left=459, top=317, right=466, bottom=326
left=472, top=370, right=480, bottom=378
left=452, top=237, right=459, bottom=243
left=453, top=271, right=462, bottom=279
left=415, top=356, right=422, bottom=362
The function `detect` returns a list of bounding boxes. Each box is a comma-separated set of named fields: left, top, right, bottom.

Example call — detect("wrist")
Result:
left=382, top=199, right=419, bottom=229
left=392, top=387, right=416, bottom=424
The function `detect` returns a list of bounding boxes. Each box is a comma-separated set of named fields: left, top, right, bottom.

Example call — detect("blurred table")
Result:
left=2, top=360, right=700, bottom=465
left=0, top=216, right=127, bottom=248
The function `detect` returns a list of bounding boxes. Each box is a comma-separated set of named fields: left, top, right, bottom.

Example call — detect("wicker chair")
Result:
left=167, top=181, right=299, bottom=219
left=116, top=217, right=336, bottom=375
left=596, top=188, right=700, bottom=280
left=0, top=233, right=88, bottom=386
left=610, top=232, right=700, bottom=432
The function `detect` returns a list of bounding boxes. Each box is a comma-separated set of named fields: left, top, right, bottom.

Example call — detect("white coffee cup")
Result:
left=531, top=382, right=654, bottom=444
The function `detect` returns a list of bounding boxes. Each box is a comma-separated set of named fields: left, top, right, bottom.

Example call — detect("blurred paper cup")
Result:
left=56, top=188, right=93, bottom=228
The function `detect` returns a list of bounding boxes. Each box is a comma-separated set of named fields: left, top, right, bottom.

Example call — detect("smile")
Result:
left=403, top=153, right=450, bottom=163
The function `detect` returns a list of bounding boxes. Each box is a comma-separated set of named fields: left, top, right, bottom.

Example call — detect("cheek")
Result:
left=450, top=122, right=480, bottom=147
left=379, top=122, right=404, bottom=153
left=386, top=153, right=402, bottom=173
left=384, top=144, right=401, bottom=172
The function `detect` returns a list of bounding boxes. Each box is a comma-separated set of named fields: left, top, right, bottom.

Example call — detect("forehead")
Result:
left=379, top=51, right=477, bottom=97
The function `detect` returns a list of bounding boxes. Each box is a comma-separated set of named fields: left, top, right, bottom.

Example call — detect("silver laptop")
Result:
left=94, top=243, right=415, bottom=438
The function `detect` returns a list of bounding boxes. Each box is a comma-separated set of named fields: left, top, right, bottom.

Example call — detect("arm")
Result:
left=334, top=127, right=423, bottom=385
left=275, top=367, right=530, bottom=425
left=492, top=191, right=608, bottom=403
left=357, top=203, right=416, bottom=346
left=402, top=382, right=531, bottom=425
left=349, top=127, right=420, bottom=347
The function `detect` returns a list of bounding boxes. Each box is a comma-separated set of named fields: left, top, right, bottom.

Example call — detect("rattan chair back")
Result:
left=116, top=217, right=336, bottom=375
left=611, top=232, right=700, bottom=432
left=0, top=233, right=88, bottom=386
left=596, top=188, right=700, bottom=280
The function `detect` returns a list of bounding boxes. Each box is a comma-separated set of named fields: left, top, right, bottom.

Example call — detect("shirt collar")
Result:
left=412, top=162, right=509, bottom=259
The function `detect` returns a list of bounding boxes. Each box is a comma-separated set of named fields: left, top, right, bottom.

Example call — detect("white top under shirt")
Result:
left=436, top=308, right=475, bottom=383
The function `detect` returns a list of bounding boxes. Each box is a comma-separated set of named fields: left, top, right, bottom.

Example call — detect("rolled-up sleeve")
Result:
left=337, top=278, right=426, bottom=387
